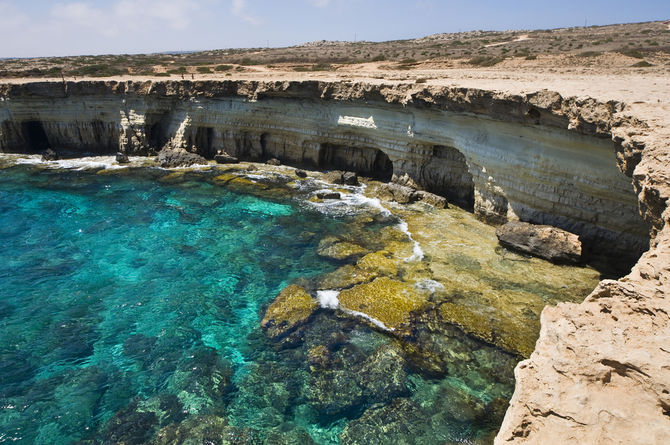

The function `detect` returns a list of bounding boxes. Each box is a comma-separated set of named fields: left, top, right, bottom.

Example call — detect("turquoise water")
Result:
left=0, top=165, right=516, bottom=444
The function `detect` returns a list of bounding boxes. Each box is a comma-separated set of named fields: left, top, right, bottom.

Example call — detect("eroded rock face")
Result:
left=0, top=80, right=649, bottom=260
left=496, top=221, right=582, bottom=264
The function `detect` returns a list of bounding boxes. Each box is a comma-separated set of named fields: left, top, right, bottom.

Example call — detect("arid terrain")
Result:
left=2, top=20, right=668, bottom=80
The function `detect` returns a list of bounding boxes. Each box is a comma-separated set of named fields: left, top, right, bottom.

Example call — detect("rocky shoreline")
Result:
left=1, top=79, right=668, bottom=443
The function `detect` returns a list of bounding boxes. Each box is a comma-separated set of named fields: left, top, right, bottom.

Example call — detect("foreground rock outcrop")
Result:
left=495, top=89, right=670, bottom=443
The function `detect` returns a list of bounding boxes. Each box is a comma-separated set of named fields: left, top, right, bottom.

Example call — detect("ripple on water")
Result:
left=0, top=164, right=527, bottom=444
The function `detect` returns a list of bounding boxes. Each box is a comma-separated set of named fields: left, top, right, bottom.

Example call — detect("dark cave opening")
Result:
left=319, top=143, right=393, bottom=181
left=21, top=121, right=50, bottom=153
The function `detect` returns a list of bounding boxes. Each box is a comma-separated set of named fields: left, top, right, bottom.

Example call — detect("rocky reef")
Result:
left=1, top=79, right=666, bottom=443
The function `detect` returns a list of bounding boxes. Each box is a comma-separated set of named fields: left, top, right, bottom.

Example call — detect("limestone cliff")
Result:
left=0, top=80, right=649, bottom=262
left=1, top=79, right=666, bottom=443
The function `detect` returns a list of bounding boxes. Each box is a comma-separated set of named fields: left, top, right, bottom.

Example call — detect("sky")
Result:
left=0, top=0, right=667, bottom=58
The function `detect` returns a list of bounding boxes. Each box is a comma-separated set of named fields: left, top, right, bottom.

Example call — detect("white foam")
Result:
left=397, top=220, right=425, bottom=262
left=317, top=290, right=340, bottom=309
left=7, top=154, right=144, bottom=170
left=341, top=308, right=395, bottom=332
left=414, top=279, right=444, bottom=293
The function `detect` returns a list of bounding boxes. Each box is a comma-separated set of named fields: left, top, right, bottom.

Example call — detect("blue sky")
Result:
left=0, top=0, right=666, bottom=58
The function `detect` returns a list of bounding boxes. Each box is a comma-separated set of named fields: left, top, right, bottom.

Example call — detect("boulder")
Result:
left=377, top=182, right=418, bottom=204
left=496, top=221, right=582, bottom=264
left=391, top=172, right=419, bottom=189
left=295, top=169, right=307, bottom=178
left=323, top=170, right=345, bottom=184
left=156, top=148, right=207, bottom=168
left=266, top=158, right=281, bottom=166
left=342, top=171, right=359, bottom=185
left=41, top=148, right=58, bottom=161
left=115, top=152, right=129, bottom=163
left=315, top=191, right=341, bottom=200
left=213, top=152, right=238, bottom=164
left=414, top=190, right=448, bottom=209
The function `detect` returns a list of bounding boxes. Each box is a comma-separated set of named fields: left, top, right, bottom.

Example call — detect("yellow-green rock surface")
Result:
left=261, top=285, right=318, bottom=340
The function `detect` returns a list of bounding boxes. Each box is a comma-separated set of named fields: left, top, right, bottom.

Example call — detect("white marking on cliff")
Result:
left=407, top=125, right=414, bottom=137
left=337, top=115, right=377, bottom=129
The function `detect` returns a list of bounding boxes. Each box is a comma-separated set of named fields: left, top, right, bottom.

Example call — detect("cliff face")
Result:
left=1, top=80, right=667, bottom=443
left=0, top=80, right=649, bottom=261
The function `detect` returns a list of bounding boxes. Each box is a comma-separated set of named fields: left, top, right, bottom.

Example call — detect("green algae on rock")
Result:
left=317, top=236, right=369, bottom=261
left=261, top=284, right=319, bottom=341
left=337, top=277, right=429, bottom=331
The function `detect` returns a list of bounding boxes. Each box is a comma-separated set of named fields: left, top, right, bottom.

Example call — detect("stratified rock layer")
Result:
left=0, top=80, right=649, bottom=262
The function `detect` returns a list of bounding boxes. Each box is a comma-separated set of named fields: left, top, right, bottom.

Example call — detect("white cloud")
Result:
left=0, top=1, right=29, bottom=29
left=231, top=0, right=261, bottom=26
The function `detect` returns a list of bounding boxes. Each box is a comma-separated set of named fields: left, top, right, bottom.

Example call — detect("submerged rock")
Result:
left=157, top=148, right=207, bottom=168
left=317, top=236, right=368, bottom=261
left=41, top=148, right=58, bottom=161
left=151, top=415, right=259, bottom=444
left=307, top=344, right=409, bottom=418
left=261, top=284, right=319, bottom=341
left=496, top=221, right=582, bottom=264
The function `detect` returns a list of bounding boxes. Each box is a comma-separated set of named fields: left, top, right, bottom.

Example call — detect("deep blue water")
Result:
left=0, top=165, right=516, bottom=444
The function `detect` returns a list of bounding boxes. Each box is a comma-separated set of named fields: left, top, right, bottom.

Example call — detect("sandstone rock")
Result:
left=115, top=151, right=129, bottom=163
left=377, top=182, right=418, bottom=204
left=261, top=284, right=318, bottom=341
left=391, top=172, right=419, bottom=189
left=295, top=169, right=307, bottom=178
left=156, top=148, right=207, bottom=168
left=315, top=191, right=341, bottom=200
left=213, top=152, right=238, bottom=164
left=317, top=236, right=368, bottom=261
left=41, top=148, right=58, bottom=161
left=266, top=158, right=281, bottom=166
left=414, top=190, right=448, bottom=209
left=495, top=279, right=670, bottom=445
left=496, top=221, right=582, bottom=264
left=322, top=170, right=345, bottom=184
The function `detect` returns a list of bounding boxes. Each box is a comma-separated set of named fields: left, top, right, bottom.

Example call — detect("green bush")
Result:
left=632, top=60, right=653, bottom=67
left=214, top=64, right=233, bottom=71
left=468, top=56, right=505, bottom=67
left=196, top=66, right=212, bottom=73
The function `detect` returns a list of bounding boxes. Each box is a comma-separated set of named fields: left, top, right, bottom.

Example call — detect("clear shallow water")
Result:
left=0, top=165, right=516, bottom=444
